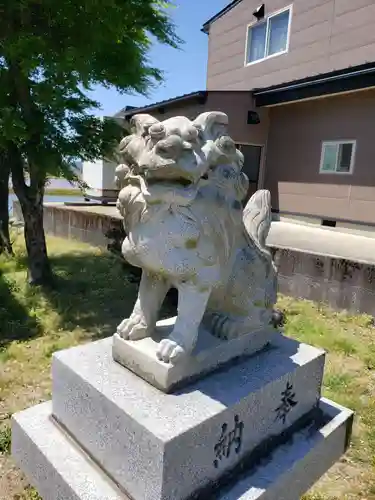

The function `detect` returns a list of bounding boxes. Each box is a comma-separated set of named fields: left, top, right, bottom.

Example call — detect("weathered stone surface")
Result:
left=113, top=317, right=277, bottom=391
left=12, top=402, right=125, bottom=500
left=12, top=398, right=353, bottom=500
left=52, top=335, right=325, bottom=500
left=114, top=112, right=277, bottom=366
left=218, top=398, right=354, bottom=500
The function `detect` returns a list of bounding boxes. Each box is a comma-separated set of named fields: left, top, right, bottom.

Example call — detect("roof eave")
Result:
left=253, top=63, right=375, bottom=107
left=201, top=0, right=243, bottom=35
left=118, top=91, right=208, bottom=119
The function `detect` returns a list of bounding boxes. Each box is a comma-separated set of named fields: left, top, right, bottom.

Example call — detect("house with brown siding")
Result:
left=116, top=0, right=375, bottom=230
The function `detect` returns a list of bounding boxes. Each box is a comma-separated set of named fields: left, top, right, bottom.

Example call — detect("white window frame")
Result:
left=244, top=5, right=293, bottom=67
left=319, top=140, right=357, bottom=175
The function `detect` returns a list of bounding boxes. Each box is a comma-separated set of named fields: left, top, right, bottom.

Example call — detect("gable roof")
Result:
left=202, top=0, right=243, bottom=34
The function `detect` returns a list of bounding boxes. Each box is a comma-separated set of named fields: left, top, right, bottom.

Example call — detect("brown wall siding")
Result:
left=134, top=92, right=270, bottom=146
left=206, top=92, right=269, bottom=144
left=207, top=0, right=375, bottom=90
left=264, top=89, right=375, bottom=224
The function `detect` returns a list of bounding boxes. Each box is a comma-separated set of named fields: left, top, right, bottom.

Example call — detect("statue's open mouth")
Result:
left=147, top=177, right=193, bottom=188
left=144, top=164, right=200, bottom=188
left=146, top=172, right=208, bottom=188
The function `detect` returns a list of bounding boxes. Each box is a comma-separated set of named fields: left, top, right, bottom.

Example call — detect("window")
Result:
left=319, top=141, right=356, bottom=174
left=246, top=7, right=291, bottom=64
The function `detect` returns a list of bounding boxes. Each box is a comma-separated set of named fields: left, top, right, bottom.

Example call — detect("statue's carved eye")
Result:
left=155, top=135, right=183, bottom=158
left=157, top=145, right=169, bottom=156
left=156, top=142, right=177, bottom=159
left=222, top=168, right=234, bottom=178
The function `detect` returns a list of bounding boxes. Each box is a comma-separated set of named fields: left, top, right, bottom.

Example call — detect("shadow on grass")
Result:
left=0, top=270, right=43, bottom=348
left=42, top=252, right=177, bottom=340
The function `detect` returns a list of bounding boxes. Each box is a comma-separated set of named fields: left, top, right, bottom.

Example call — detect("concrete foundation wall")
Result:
left=272, top=247, right=375, bottom=316
left=13, top=201, right=122, bottom=249
left=13, top=202, right=375, bottom=318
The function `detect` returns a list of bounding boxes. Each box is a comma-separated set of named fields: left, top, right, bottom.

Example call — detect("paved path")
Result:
left=268, top=221, right=375, bottom=266
left=45, top=202, right=375, bottom=266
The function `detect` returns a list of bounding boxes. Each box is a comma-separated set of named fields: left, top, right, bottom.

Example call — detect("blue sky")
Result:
left=88, top=0, right=229, bottom=116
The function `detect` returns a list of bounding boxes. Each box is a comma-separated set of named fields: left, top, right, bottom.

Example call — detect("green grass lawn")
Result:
left=0, top=234, right=374, bottom=499
left=45, top=188, right=82, bottom=196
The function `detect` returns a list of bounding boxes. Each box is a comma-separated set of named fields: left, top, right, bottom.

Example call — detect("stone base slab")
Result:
left=51, top=335, right=325, bottom=500
left=12, top=402, right=125, bottom=500
left=113, top=317, right=278, bottom=392
left=12, top=398, right=353, bottom=500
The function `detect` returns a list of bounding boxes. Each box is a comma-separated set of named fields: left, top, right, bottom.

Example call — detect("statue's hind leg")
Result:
left=156, top=282, right=211, bottom=364
left=117, top=271, right=169, bottom=340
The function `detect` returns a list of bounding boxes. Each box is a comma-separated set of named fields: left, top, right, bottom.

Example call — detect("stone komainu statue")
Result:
left=115, top=111, right=277, bottom=364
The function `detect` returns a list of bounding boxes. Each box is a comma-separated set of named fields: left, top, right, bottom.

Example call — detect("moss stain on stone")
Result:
left=185, top=238, right=198, bottom=249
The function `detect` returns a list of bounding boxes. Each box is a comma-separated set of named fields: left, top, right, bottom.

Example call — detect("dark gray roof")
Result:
left=114, top=91, right=208, bottom=119
left=253, top=62, right=375, bottom=106
left=202, top=0, right=243, bottom=34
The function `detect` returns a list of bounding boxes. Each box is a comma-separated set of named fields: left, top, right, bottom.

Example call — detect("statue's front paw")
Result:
left=156, top=339, right=186, bottom=364
left=117, top=315, right=149, bottom=341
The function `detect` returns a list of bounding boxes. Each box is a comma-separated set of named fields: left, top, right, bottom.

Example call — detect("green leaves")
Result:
left=0, top=0, right=180, bottom=282
left=1, top=0, right=181, bottom=92
left=0, top=0, right=181, bottom=179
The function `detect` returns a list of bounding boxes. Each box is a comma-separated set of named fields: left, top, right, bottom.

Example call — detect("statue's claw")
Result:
left=156, top=339, right=186, bottom=364
left=117, top=314, right=150, bottom=340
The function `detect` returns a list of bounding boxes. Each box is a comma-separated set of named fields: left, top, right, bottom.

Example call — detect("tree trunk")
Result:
left=0, top=154, right=12, bottom=254
left=20, top=194, right=52, bottom=285
left=9, top=146, right=52, bottom=286
left=4, top=62, right=53, bottom=284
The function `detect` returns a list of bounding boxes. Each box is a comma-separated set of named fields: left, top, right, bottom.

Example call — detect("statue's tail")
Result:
left=206, top=190, right=277, bottom=340
left=243, top=189, right=278, bottom=320
left=242, top=189, right=272, bottom=253
left=242, top=189, right=277, bottom=287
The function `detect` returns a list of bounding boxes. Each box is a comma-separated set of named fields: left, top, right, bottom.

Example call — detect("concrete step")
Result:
left=12, top=398, right=353, bottom=500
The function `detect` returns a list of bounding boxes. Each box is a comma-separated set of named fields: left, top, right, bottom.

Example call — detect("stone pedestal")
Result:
left=12, top=332, right=354, bottom=500
left=112, top=317, right=278, bottom=392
